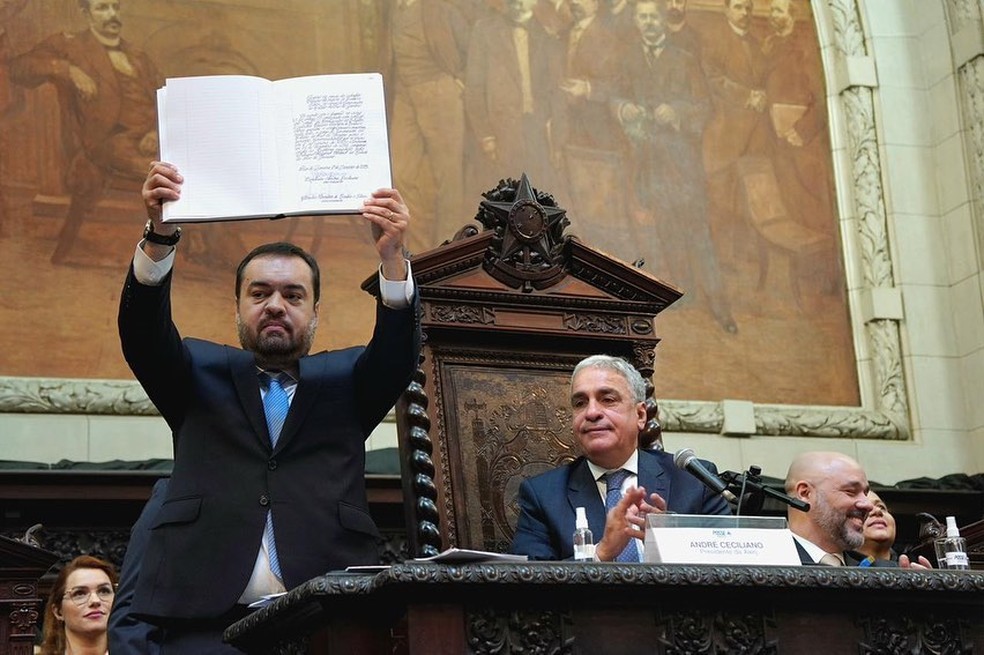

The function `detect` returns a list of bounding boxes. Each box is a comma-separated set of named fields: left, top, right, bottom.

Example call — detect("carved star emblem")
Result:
left=480, top=173, right=567, bottom=265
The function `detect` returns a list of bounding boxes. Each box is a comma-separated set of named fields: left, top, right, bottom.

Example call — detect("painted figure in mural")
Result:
left=8, top=0, right=160, bottom=264
left=602, top=0, right=638, bottom=43
left=0, top=0, right=28, bottom=120
left=533, top=0, right=574, bottom=38
left=662, top=0, right=701, bottom=57
left=553, top=0, right=625, bottom=255
left=758, top=0, right=840, bottom=295
left=0, top=0, right=29, bottom=222
left=381, top=0, right=471, bottom=250
left=464, top=0, right=564, bottom=203
left=613, top=0, right=736, bottom=333
left=700, top=0, right=768, bottom=271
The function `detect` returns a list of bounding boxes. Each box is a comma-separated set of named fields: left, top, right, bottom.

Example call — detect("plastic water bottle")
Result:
left=573, top=506, right=595, bottom=562
left=937, top=516, right=970, bottom=570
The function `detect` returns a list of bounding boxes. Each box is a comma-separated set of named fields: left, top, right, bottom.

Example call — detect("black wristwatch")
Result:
left=143, top=219, right=181, bottom=246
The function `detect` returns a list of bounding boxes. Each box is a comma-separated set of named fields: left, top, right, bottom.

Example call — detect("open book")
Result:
left=156, top=73, right=391, bottom=223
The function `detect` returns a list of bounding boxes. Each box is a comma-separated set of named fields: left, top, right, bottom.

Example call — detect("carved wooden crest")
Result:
left=475, top=173, right=570, bottom=291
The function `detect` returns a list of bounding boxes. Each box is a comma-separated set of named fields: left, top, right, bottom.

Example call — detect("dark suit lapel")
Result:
left=276, top=354, right=323, bottom=451
left=793, top=538, right=817, bottom=565
left=638, top=450, right=669, bottom=506
left=230, top=348, right=268, bottom=449
left=567, top=459, right=607, bottom=532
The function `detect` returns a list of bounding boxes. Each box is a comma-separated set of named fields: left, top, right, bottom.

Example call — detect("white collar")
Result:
left=587, top=449, right=639, bottom=482
left=791, top=533, right=840, bottom=564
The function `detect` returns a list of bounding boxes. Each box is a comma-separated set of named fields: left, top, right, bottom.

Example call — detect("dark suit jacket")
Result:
left=118, top=266, right=420, bottom=621
left=794, top=537, right=819, bottom=565
left=108, top=478, right=167, bottom=653
left=509, top=449, right=732, bottom=560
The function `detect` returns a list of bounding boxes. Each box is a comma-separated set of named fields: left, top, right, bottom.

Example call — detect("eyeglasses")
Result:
left=63, top=585, right=115, bottom=606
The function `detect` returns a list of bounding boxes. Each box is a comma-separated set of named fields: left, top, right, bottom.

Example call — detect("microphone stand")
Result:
left=720, top=466, right=810, bottom=516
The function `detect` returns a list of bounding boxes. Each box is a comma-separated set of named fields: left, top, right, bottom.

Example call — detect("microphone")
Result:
left=673, top=448, right=737, bottom=503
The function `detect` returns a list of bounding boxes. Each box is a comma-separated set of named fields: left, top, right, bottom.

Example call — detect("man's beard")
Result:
left=813, top=492, right=865, bottom=550
left=237, top=315, right=318, bottom=364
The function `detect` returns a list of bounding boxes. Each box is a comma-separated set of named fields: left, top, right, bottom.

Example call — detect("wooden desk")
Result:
left=225, top=563, right=984, bottom=655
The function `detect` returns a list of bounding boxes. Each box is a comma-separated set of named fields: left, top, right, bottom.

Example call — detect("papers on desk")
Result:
left=343, top=565, right=391, bottom=574
left=413, top=548, right=528, bottom=564
left=246, top=592, right=288, bottom=609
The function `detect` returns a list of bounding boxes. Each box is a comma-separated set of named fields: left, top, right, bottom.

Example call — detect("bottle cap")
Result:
left=946, top=515, right=960, bottom=538
left=575, top=506, right=588, bottom=529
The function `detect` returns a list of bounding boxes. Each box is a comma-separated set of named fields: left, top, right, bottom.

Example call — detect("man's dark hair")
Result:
left=235, top=242, right=321, bottom=303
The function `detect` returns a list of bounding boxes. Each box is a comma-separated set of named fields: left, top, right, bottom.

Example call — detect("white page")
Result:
left=412, top=548, right=528, bottom=564
left=271, top=73, right=392, bottom=215
left=158, top=75, right=279, bottom=222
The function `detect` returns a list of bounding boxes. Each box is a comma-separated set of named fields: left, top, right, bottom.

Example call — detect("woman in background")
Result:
left=39, top=555, right=117, bottom=655
left=855, top=490, right=899, bottom=564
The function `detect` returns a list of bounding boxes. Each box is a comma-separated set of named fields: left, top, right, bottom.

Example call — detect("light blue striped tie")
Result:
left=262, top=373, right=289, bottom=580
left=603, top=469, right=640, bottom=563
left=263, top=373, right=289, bottom=448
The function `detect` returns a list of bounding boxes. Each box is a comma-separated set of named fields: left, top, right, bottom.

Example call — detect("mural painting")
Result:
left=0, top=0, right=858, bottom=407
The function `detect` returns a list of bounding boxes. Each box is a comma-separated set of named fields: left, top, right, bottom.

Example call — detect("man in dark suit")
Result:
left=510, top=355, right=731, bottom=561
left=116, top=161, right=420, bottom=652
left=784, top=452, right=931, bottom=569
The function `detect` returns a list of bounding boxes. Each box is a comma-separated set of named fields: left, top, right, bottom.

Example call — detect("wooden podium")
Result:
left=0, top=535, right=58, bottom=655
left=225, top=563, right=984, bottom=654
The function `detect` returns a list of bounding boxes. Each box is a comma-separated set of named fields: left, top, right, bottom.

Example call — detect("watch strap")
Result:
left=144, top=220, right=181, bottom=246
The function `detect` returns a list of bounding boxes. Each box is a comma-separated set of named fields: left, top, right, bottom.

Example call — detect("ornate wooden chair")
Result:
left=365, top=175, right=682, bottom=557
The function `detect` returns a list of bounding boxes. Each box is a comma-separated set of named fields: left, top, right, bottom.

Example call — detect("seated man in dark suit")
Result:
left=784, top=451, right=931, bottom=568
left=510, top=355, right=732, bottom=561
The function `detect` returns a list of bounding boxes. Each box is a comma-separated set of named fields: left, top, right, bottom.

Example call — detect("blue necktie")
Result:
left=262, top=373, right=289, bottom=580
left=603, top=469, right=640, bottom=562
left=263, top=373, right=289, bottom=447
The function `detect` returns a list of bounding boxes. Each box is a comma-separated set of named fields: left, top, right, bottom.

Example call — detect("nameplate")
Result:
left=645, top=526, right=801, bottom=565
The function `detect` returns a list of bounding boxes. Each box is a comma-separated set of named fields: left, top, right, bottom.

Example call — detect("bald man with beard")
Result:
left=785, top=452, right=931, bottom=569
